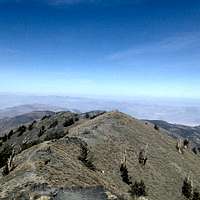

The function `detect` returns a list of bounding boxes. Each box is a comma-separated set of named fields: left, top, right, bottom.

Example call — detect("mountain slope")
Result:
left=147, top=119, right=200, bottom=145
left=0, top=111, right=199, bottom=200
left=0, top=104, right=67, bottom=119
left=0, top=111, right=55, bottom=136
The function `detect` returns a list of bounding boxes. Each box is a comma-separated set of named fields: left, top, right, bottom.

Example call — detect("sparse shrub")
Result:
left=2, top=164, right=9, bottom=176
left=44, top=129, right=66, bottom=141
left=181, top=176, right=200, bottom=200
left=89, top=115, right=96, bottom=119
left=41, top=125, right=45, bottom=131
left=7, top=130, right=14, bottom=139
left=78, top=143, right=96, bottom=171
left=83, top=130, right=90, bottom=135
left=28, top=120, right=36, bottom=130
left=0, top=144, right=13, bottom=168
left=2, top=134, right=8, bottom=142
left=120, top=163, right=132, bottom=185
left=85, top=113, right=90, bottom=119
left=192, top=147, right=198, bottom=155
left=38, top=125, right=46, bottom=137
left=193, top=189, right=200, bottom=200
left=17, top=125, right=27, bottom=137
left=44, top=159, right=51, bottom=165
left=154, top=124, right=159, bottom=131
left=129, top=180, right=147, bottom=198
left=63, top=118, right=74, bottom=127
left=20, top=140, right=40, bottom=152
left=38, top=130, right=44, bottom=137
left=41, top=115, right=51, bottom=121
left=48, top=120, right=58, bottom=129
left=182, top=177, right=193, bottom=199
left=2, top=149, right=16, bottom=176
left=74, top=115, right=79, bottom=121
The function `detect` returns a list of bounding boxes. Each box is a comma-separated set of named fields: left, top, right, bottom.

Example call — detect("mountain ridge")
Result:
left=146, top=119, right=200, bottom=145
left=0, top=111, right=199, bottom=200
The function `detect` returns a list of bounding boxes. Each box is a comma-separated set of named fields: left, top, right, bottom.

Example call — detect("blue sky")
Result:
left=0, top=0, right=200, bottom=99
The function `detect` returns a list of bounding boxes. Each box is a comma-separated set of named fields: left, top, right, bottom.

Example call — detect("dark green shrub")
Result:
left=2, top=164, right=9, bottom=176
left=17, top=125, right=27, bottom=137
left=2, top=134, right=8, bottom=142
left=129, top=180, right=147, bottom=198
left=85, top=113, right=90, bottom=119
left=20, top=140, right=40, bottom=152
left=83, top=130, right=90, bottom=135
left=63, top=118, right=74, bottom=127
left=154, top=124, right=159, bottom=130
left=78, top=143, right=96, bottom=171
left=38, top=130, right=44, bottom=137
left=44, top=130, right=66, bottom=141
left=120, top=163, right=132, bottom=185
left=8, top=130, right=14, bottom=139
left=0, top=144, right=13, bottom=168
left=28, top=120, right=36, bottom=131
left=192, top=147, right=198, bottom=155
left=49, top=120, right=58, bottom=129
left=182, top=177, right=193, bottom=199
left=41, top=115, right=51, bottom=121
left=37, top=126, right=46, bottom=137
left=74, top=116, right=79, bottom=121
left=193, top=189, right=200, bottom=200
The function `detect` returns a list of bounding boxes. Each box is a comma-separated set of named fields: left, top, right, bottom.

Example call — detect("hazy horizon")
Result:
left=1, top=93, right=200, bottom=126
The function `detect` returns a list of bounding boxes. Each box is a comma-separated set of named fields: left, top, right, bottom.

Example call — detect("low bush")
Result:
left=154, top=124, right=159, bottom=130
left=2, top=164, right=9, bottom=176
left=0, top=144, right=13, bottom=168
left=20, top=140, right=40, bottom=152
left=48, top=120, right=58, bottom=129
left=17, top=125, right=27, bottom=137
left=63, top=118, right=74, bottom=127
left=41, top=115, right=51, bottom=121
left=192, top=147, right=198, bottom=155
left=193, top=189, right=200, bottom=200
left=129, top=180, right=147, bottom=198
left=2, top=134, right=8, bottom=142
left=182, top=177, right=193, bottom=199
left=28, top=120, right=37, bottom=131
left=8, top=130, right=14, bottom=139
left=78, top=143, right=96, bottom=171
left=44, top=129, right=66, bottom=141
left=120, top=163, right=132, bottom=185
left=38, top=126, right=46, bottom=137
